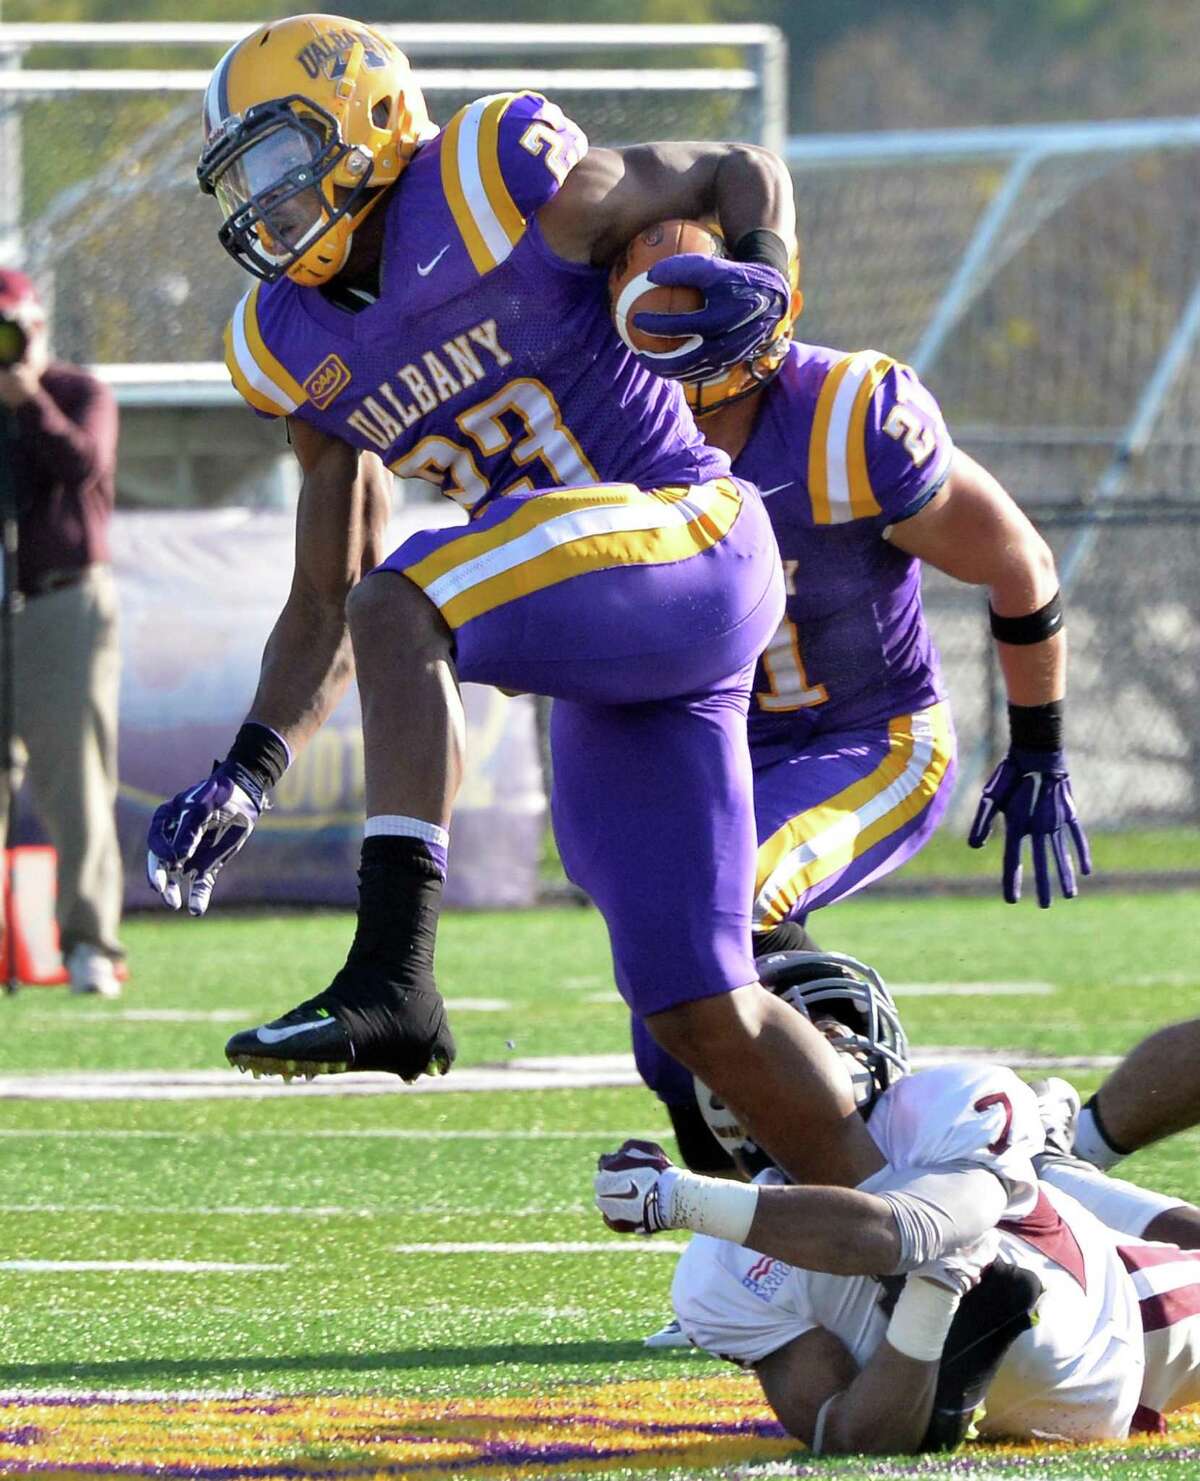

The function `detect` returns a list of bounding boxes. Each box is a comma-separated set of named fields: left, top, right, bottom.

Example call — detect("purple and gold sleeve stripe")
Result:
left=807, top=350, right=897, bottom=525
left=752, top=702, right=954, bottom=928
left=401, top=478, right=743, bottom=629
left=441, top=94, right=529, bottom=276
left=224, top=284, right=307, bottom=418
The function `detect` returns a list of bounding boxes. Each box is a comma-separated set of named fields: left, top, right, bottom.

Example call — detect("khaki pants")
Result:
left=0, top=566, right=124, bottom=960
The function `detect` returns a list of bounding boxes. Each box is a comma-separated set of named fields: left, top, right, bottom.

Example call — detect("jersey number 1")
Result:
left=755, top=560, right=828, bottom=712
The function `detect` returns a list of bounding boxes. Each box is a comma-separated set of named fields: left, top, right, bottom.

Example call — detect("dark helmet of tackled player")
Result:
left=694, top=951, right=910, bottom=1175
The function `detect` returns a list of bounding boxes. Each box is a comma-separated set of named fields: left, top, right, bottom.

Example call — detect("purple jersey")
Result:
left=733, top=341, right=954, bottom=749
left=223, top=92, right=728, bottom=508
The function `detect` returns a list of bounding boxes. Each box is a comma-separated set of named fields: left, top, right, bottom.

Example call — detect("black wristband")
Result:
left=1007, top=701, right=1064, bottom=753
left=224, top=721, right=290, bottom=791
left=731, top=228, right=790, bottom=280
left=989, top=591, right=1064, bottom=646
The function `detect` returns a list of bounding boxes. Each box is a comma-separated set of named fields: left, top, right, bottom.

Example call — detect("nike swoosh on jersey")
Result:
left=256, top=1019, right=332, bottom=1044
left=417, top=244, right=450, bottom=276
left=759, top=481, right=795, bottom=498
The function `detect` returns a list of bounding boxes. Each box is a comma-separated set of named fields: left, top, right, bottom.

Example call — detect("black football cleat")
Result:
left=225, top=971, right=457, bottom=1084
left=225, top=1001, right=355, bottom=1081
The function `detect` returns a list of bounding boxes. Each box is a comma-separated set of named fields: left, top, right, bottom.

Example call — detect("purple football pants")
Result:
left=633, top=702, right=958, bottom=1105
left=384, top=478, right=784, bottom=1016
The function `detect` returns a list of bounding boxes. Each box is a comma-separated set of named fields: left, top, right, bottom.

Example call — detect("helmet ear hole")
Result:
left=371, top=97, right=391, bottom=130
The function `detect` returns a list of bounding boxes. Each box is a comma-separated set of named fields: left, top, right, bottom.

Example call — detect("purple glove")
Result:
left=146, top=764, right=264, bottom=917
left=968, top=748, right=1092, bottom=908
left=632, top=253, right=790, bottom=382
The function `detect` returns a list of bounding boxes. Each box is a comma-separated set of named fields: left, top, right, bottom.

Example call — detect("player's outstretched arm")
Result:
left=147, top=423, right=391, bottom=915
left=538, top=140, right=795, bottom=382
left=887, top=449, right=1090, bottom=907
left=594, top=1140, right=1007, bottom=1274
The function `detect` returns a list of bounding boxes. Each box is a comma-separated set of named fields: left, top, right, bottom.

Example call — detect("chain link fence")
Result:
left=924, top=502, right=1200, bottom=836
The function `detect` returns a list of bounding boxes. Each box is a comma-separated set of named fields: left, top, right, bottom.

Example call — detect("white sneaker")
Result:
left=66, top=945, right=121, bottom=998
left=643, top=1318, right=693, bottom=1350
left=1030, top=1076, right=1081, bottom=1158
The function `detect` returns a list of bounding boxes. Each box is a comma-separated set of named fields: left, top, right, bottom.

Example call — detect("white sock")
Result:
left=364, top=814, right=449, bottom=847
left=1074, top=1103, right=1124, bottom=1170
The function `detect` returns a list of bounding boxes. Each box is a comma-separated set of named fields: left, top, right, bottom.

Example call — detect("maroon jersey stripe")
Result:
left=999, top=1189, right=1087, bottom=1291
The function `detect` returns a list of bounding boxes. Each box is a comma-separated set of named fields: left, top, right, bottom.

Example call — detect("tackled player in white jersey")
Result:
left=595, top=953, right=1200, bottom=1454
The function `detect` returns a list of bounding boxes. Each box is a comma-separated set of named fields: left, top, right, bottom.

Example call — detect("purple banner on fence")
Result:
left=107, top=508, right=547, bottom=910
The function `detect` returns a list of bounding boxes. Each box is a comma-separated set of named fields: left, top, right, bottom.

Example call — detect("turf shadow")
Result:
left=0, top=1339, right=661, bottom=1387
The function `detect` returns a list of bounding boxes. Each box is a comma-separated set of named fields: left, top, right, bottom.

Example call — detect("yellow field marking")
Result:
left=0, top=1384, right=1196, bottom=1478
left=0, top=1375, right=792, bottom=1477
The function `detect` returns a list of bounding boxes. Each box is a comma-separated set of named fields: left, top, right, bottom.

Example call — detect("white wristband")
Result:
left=886, top=1277, right=961, bottom=1362
left=661, top=1169, right=759, bottom=1244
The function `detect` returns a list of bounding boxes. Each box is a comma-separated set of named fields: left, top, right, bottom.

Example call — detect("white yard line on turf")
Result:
left=0, top=1127, right=670, bottom=1140
left=891, top=981, right=1056, bottom=996
left=1, top=1203, right=589, bottom=1217
left=0, top=1047, right=1118, bottom=1101
left=0, top=1259, right=286, bottom=1272
left=19, top=998, right=510, bottom=1024
left=389, top=1241, right=688, bottom=1255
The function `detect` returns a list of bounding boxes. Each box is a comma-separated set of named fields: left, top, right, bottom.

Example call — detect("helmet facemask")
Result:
left=760, top=951, right=910, bottom=1118
left=197, top=20, right=434, bottom=287
left=686, top=240, right=804, bottom=419
left=200, top=96, right=376, bottom=285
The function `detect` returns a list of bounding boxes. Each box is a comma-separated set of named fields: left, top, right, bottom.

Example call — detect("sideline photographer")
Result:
left=0, top=269, right=125, bottom=995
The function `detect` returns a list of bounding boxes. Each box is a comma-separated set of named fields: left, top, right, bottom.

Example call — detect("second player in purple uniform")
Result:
left=739, top=343, right=957, bottom=928
left=145, top=15, right=885, bottom=1193
left=632, top=247, right=1090, bottom=1194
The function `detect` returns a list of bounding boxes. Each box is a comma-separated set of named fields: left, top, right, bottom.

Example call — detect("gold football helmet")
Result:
left=685, top=228, right=804, bottom=417
left=197, top=14, right=435, bottom=286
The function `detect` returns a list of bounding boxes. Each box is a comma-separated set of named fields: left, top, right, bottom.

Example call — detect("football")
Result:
left=608, top=219, right=723, bottom=364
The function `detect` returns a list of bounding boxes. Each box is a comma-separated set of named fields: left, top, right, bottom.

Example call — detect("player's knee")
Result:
left=647, top=985, right=771, bottom=1081
left=346, top=571, right=446, bottom=649
left=753, top=919, right=820, bottom=958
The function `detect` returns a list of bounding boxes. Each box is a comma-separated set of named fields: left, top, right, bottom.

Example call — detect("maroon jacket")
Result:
left=8, top=363, right=118, bottom=597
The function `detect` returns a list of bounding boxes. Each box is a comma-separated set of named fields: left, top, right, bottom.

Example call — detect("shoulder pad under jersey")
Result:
left=869, top=1062, right=1043, bottom=1213
left=439, top=91, right=588, bottom=277
left=804, top=350, right=953, bottom=527
left=223, top=281, right=309, bottom=420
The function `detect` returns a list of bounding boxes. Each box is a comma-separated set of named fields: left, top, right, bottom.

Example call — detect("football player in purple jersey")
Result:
left=629, top=230, right=1091, bottom=1202
left=143, top=14, right=885, bottom=1190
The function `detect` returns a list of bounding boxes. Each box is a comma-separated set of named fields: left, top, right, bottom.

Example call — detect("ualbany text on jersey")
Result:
left=343, top=318, right=513, bottom=447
